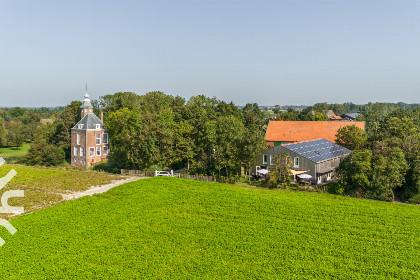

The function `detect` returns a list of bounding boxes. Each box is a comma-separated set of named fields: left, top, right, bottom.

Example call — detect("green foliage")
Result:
left=262, top=153, right=292, bottom=188
left=335, top=125, right=367, bottom=150
left=2, top=177, right=420, bottom=278
left=105, top=92, right=266, bottom=177
left=6, top=122, right=25, bottom=149
left=336, top=149, right=372, bottom=196
left=0, top=118, right=7, bottom=146
left=22, top=141, right=66, bottom=167
left=336, top=107, right=420, bottom=202
left=27, top=101, right=81, bottom=165
left=8, top=107, right=25, bottom=118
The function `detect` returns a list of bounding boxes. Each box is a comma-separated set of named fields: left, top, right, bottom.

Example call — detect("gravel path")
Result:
left=62, top=176, right=147, bottom=201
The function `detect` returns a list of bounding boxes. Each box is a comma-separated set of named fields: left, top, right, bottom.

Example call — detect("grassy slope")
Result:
left=1, top=177, right=420, bottom=279
left=0, top=165, right=121, bottom=219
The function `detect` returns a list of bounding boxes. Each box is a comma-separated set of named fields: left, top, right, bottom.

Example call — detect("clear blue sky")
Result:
left=1, top=0, right=420, bottom=107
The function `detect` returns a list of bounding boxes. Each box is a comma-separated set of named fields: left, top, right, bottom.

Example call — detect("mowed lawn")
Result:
left=0, top=143, right=30, bottom=163
left=1, top=178, right=420, bottom=279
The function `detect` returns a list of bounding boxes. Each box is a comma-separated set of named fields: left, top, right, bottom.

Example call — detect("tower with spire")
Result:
left=81, top=91, right=94, bottom=118
left=71, top=90, right=109, bottom=168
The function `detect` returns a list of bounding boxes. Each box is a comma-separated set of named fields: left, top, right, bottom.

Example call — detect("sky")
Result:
left=1, top=0, right=420, bottom=107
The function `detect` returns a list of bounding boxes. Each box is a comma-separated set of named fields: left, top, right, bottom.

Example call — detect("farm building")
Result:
left=341, top=113, right=360, bottom=121
left=265, top=121, right=365, bottom=147
left=326, top=110, right=342, bottom=120
left=256, top=139, right=351, bottom=185
left=70, top=92, right=109, bottom=168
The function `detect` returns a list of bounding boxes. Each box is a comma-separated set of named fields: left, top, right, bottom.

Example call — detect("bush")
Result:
left=327, top=182, right=345, bottom=195
left=22, top=141, right=65, bottom=167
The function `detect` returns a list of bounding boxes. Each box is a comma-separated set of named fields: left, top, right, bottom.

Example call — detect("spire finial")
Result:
left=84, top=83, right=89, bottom=98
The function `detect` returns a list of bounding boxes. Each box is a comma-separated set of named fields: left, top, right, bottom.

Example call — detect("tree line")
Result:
left=101, top=92, right=266, bottom=178
left=335, top=107, right=420, bottom=203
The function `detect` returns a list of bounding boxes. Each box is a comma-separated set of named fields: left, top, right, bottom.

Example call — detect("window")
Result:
left=95, top=124, right=101, bottom=129
left=96, top=147, right=101, bottom=156
left=103, top=146, right=108, bottom=155
left=89, top=147, right=95, bottom=157
left=263, top=154, right=268, bottom=164
left=74, top=147, right=78, bottom=156
left=96, top=133, right=101, bottom=145
left=270, top=155, right=274, bottom=166
left=80, top=147, right=84, bottom=157
left=294, top=157, right=299, bottom=168
left=76, top=134, right=81, bottom=145
left=78, top=124, right=84, bottom=129
left=103, top=133, right=108, bottom=144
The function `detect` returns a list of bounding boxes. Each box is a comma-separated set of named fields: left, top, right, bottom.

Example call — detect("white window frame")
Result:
left=96, top=133, right=101, bottom=145
left=103, top=133, right=108, bottom=144
left=80, top=147, right=84, bottom=157
left=96, top=147, right=101, bottom=156
left=74, top=147, right=78, bottom=156
left=294, top=157, right=299, bottom=168
left=270, top=155, right=274, bottom=166
left=76, top=134, right=81, bottom=145
left=263, top=154, right=268, bottom=164
left=95, top=124, right=101, bottom=129
left=103, top=146, right=108, bottom=155
left=89, top=147, right=95, bottom=157
left=78, top=124, right=84, bottom=129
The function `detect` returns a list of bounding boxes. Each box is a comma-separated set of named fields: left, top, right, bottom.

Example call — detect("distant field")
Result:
left=0, top=143, right=30, bottom=163
left=1, top=177, right=419, bottom=279
left=0, top=164, right=122, bottom=218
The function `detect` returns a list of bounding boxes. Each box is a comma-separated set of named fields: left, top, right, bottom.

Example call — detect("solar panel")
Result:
left=283, top=139, right=351, bottom=163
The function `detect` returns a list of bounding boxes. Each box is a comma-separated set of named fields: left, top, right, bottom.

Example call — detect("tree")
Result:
left=263, top=153, right=292, bottom=188
left=22, top=141, right=65, bottom=166
left=335, top=149, right=373, bottom=196
left=335, top=125, right=367, bottom=150
left=6, top=122, right=25, bottom=149
left=369, top=144, right=409, bottom=202
left=8, top=107, right=26, bottom=118
left=21, top=109, right=41, bottom=141
left=99, top=92, right=141, bottom=121
left=242, top=123, right=266, bottom=183
left=406, top=160, right=420, bottom=203
left=173, top=120, right=195, bottom=170
left=0, top=118, right=7, bottom=146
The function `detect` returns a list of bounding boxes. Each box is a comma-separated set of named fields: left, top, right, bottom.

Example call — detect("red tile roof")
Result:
left=265, top=121, right=365, bottom=145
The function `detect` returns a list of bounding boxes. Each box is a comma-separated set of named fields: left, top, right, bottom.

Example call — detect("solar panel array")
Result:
left=283, top=139, right=351, bottom=163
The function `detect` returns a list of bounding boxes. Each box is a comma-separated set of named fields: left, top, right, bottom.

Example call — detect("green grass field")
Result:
left=0, top=143, right=30, bottom=163
left=0, top=165, right=122, bottom=219
left=0, top=177, right=419, bottom=279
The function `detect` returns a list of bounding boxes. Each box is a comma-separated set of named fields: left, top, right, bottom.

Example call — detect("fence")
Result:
left=121, top=169, right=215, bottom=183
left=176, top=173, right=215, bottom=183
left=121, top=169, right=154, bottom=177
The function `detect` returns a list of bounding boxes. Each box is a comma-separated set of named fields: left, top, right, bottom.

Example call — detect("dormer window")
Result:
left=78, top=124, right=84, bottom=129
left=95, top=124, right=101, bottom=129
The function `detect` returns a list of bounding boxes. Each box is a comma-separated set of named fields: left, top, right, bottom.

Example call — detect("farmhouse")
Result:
left=70, top=92, right=109, bottom=168
left=265, top=120, right=365, bottom=147
left=257, top=139, right=351, bottom=184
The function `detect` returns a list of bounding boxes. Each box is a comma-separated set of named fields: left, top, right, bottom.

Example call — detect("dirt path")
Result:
left=62, top=176, right=147, bottom=201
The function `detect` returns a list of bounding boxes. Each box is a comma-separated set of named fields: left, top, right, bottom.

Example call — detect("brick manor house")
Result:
left=71, top=92, right=109, bottom=168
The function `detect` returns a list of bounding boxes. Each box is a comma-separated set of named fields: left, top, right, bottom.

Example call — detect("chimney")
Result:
left=100, top=111, right=104, bottom=123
